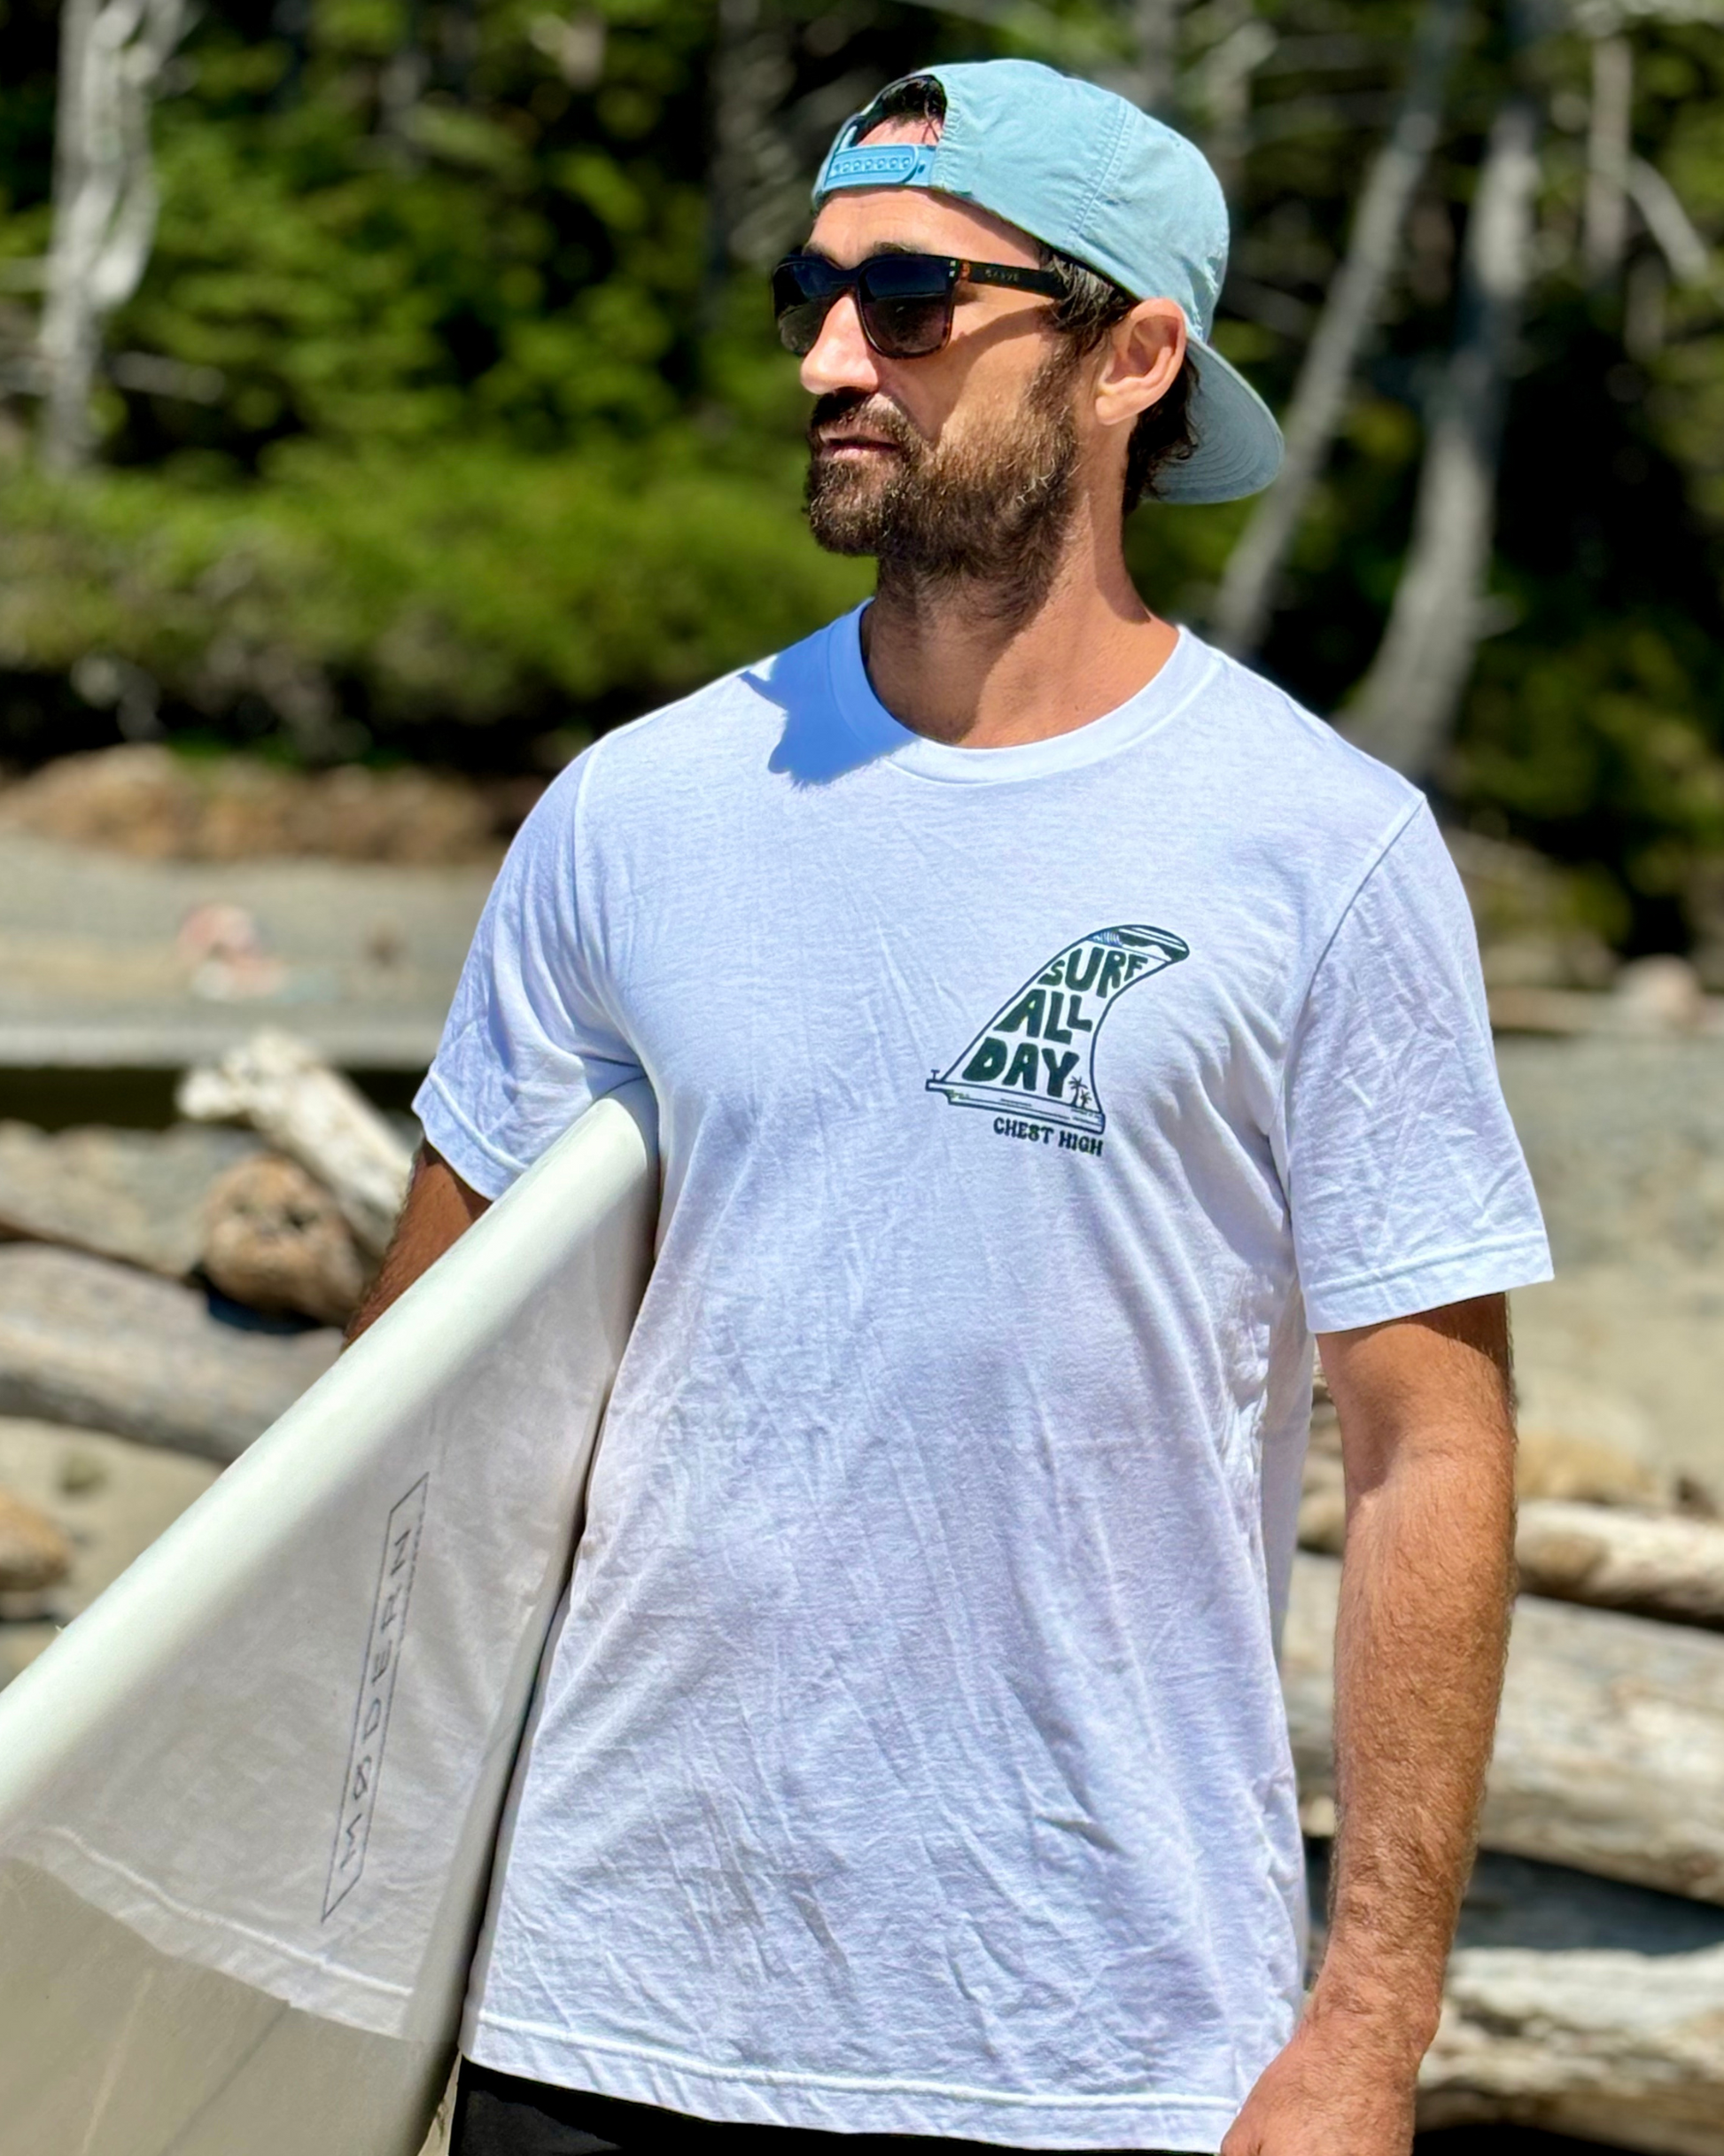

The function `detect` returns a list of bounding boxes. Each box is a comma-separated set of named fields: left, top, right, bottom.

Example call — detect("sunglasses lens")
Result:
left=773, top=260, right=835, bottom=356
left=776, top=299, right=830, bottom=356
left=770, top=255, right=954, bottom=359
left=859, top=258, right=952, bottom=357
left=859, top=292, right=951, bottom=357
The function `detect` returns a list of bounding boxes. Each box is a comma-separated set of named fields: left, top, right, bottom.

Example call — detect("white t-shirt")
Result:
left=417, top=611, right=1550, bottom=2152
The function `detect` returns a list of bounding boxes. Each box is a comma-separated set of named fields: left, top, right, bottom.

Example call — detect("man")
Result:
left=359, top=58, right=1550, bottom=2156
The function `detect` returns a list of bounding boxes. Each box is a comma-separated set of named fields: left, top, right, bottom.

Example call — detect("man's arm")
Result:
left=345, top=1145, right=492, bottom=1343
left=1223, top=1292, right=1517, bottom=2156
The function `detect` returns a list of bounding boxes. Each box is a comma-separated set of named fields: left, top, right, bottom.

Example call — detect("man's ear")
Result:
left=1092, top=299, right=1186, bottom=433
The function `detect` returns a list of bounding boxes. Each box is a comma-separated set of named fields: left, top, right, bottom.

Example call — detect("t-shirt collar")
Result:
left=826, top=603, right=1213, bottom=785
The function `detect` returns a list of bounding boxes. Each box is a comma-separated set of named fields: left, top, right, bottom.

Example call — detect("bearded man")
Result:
left=357, top=58, right=1550, bottom=2156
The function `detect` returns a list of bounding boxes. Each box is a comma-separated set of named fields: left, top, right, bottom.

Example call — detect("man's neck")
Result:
left=858, top=513, right=1180, bottom=751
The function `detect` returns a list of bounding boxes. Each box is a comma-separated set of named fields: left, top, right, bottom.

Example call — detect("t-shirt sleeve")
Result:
left=413, top=750, right=642, bottom=1200
left=1280, top=801, right=1551, bottom=1333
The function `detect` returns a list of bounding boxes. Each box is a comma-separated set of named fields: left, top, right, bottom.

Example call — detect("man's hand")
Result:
left=1223, top=1293, right=1516, bottom=2156
left=1219, top=2006, right=1419, bottom=2155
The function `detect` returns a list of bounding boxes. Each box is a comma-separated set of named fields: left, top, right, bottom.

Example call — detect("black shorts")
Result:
left=450, top=2060, right=1180, bottom=2154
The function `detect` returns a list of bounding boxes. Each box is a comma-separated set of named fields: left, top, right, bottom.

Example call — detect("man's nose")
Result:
left=799, top=293, right=882, bottom=399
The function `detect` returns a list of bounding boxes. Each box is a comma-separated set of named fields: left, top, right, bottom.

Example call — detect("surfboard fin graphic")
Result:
left=927, top=925, right=1189, bottom=1136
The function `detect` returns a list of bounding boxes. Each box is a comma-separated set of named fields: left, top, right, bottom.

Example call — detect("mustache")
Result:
left=807, top=391, right=923, bottom=454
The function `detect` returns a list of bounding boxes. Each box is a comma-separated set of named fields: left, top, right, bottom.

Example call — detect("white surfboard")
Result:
left=0, top=1081, right=658, bottom=2156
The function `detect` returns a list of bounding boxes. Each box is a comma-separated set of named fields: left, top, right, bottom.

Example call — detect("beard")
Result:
left=804, top=341, right=1083, bottom=624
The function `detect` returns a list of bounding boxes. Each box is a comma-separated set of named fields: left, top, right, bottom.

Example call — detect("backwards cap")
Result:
left=814, top=59, right=1284, bottom=504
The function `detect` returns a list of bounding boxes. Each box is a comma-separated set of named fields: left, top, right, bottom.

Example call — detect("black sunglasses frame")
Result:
left=772, top=252, right=1066, bottom=360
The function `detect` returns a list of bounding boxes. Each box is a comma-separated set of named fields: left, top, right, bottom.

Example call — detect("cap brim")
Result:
left=1152, top=338, right=1284, bottom=506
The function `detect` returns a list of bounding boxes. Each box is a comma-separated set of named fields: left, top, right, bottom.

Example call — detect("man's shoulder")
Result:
left=1189, top=638, right=1422, bottom=814
left=575, top=616, right=845, bottom=801
left=1174, top=635, right=1426, bottom=882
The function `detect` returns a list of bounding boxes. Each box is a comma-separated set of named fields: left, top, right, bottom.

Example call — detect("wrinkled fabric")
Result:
left=417, top=612, right=1550, bottom=2152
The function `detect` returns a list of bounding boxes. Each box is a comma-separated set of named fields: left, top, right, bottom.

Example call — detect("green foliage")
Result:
left=116, top=0, right=716, bottom=462
left=4, top=0, right=1724, bottom=950
left=0, top=437, right=870, bottom=748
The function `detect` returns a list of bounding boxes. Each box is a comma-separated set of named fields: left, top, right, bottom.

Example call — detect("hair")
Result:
left=850, top=75, right=1198, bottom=516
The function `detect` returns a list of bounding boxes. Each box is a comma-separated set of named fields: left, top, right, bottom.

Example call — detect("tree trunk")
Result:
left=1283, top=1552, right=1724, bottom=1904
left=1584, top=34, right=1633, bottom=288
left=703, top=0, right=796, bottom=320
left=1341, top=86, right=1541, bottom=778
left=1626, top=153, right=1712, bottom=286
left=1209, top=0, right=1470, bottom=660
left=37, top=0, right=188, bottom=471
left=1131, top=0, right=1181, bottom=116
left=1189, top=5, right=1277, bottom=201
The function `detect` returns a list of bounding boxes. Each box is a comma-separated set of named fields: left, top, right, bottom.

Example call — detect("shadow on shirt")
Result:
left=748, top=629, right=901, bottom=790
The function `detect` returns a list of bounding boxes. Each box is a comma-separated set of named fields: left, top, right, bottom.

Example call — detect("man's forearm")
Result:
left=1315, top=1296, right=1517, bottom=2052
left=1221, top=1295, right=1516, bottom=2155
left=346, top=1144, right=492, bottom=1343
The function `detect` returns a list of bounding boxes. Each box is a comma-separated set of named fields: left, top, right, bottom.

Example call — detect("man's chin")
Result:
left=804, top=461, right=896, bottom=557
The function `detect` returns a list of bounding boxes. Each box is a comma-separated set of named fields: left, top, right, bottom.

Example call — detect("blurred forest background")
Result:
left=2, top=0, right=1723, bottom=966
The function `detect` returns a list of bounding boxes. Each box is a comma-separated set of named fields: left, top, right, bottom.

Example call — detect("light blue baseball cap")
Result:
left=812, top=58, right=1284, bottom=505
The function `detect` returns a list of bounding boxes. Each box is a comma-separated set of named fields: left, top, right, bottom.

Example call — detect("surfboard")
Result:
left=0, top=1080, right=659, bottom=2156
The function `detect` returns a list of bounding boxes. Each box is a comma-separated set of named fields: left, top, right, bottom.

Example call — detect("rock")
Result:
left=0, top=1420, right=219, bottom=1677
left=1503, top=1367, right=1714, bottom=1512
left=1298, top=1399, right=1347, bottom=1556
left=56, top=1446, right=107, bottom=1496
left=1284, top=1551, right=1724, bottom=1905
left=1296, top=1470, right=1347, bottom=1556
left=0, top=1622, right=57, bottom=1688
left=0, top=1246, right=339, bottom=1462
left=201, top=1153, right=369, bottom=1325
left=0, top=1484, right=71, bottom=1592
left=1612, top=953, right=1708, bottom=1035
left=1516, top=1420, right=1681, bottom=1510
left=1512, top=1264, right=1724, bottom=1509
left=0, top=1120, right=261, bottom=1278
left=1419, top=1941, right=1724, bottom=2155
left=1445, top=829, right=1618, bottom=992
left=1496, top=1036, right=1724, bottom=1272
left=0, top=743, right=508, bottom=866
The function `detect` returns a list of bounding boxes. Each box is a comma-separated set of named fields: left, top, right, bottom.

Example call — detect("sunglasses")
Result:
left=772, top=252, right=1065, bottom=360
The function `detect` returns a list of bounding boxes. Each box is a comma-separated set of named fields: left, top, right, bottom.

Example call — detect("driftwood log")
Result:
left=1517, top=1499, right=1724, bottom=1629
left=0, top=1121, right=260, bottom=1278
left=0, top=1246, right=338, bottom=1462
left=177, top=1030, right=412, bottom=1257
left=1301, top=1476, right=1724, bottom=1631
left=1420, top=1941, right=1724, bottom=2156
left=1301, top=1407, right=1724, bottom=1626
left=1284, top=1552, right=1724, bottom=1903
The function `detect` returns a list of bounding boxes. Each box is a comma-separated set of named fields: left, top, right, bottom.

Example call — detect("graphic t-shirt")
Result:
left=416, top=612, right=1550, bottom=2152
